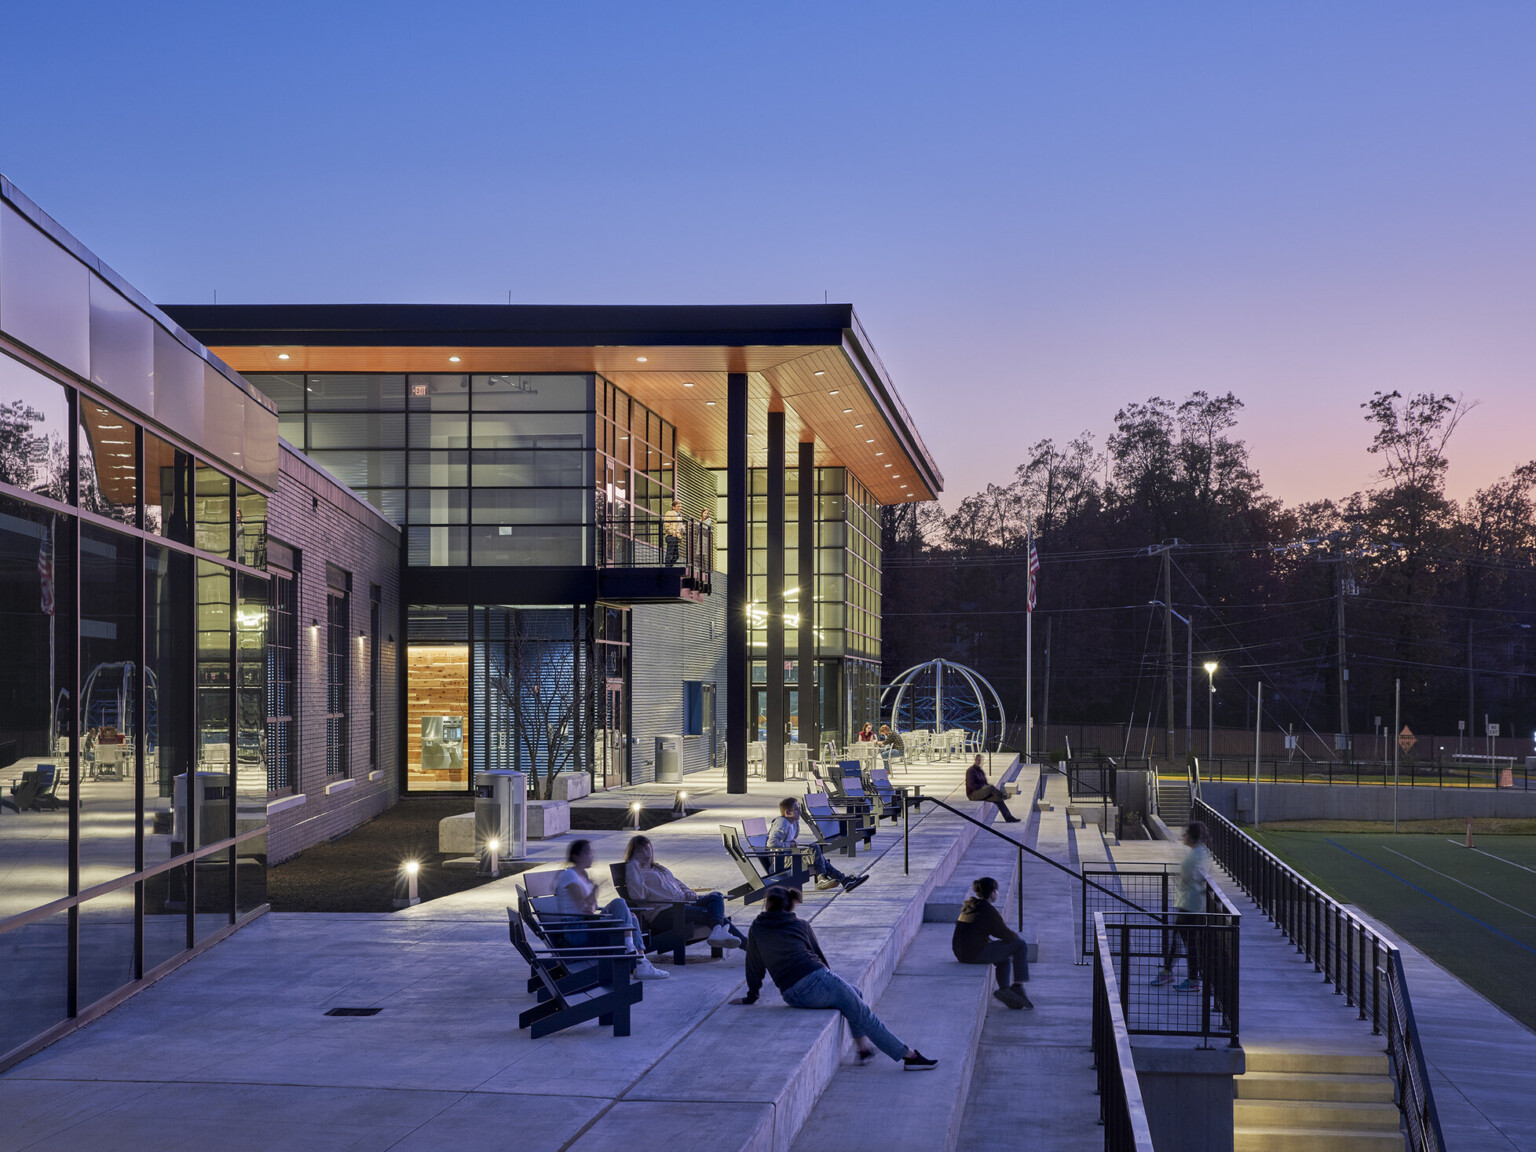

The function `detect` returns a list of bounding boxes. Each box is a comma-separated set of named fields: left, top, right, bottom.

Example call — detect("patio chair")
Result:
left=508, top=907, right=642, bottom=1038
left=608, top=863, right=722, bottom=965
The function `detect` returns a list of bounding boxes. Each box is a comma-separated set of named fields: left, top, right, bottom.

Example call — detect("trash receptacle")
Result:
left=474, top=770, right=527, bottom=859
left=654, top=735, right=682, bottom=783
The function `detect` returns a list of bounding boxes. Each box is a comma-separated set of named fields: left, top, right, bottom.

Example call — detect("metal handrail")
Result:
left=911, top=795, right=1152, bottom=934
left=1092, top=915, right=1158, bottom=1152
left=1192, top=798, right=1445, bottom=1152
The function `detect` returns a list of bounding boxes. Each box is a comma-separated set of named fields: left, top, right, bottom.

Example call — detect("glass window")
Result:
left=79, top=523, right=140, bottom=888
left=0, top=203, right=90, bottom=378
left=235, top=572, right=268, bottom=810
left=0, top=912, right=68, bottom=1054
left=144, top=432, right=193, bottom=544
left=470, top=373, right=590, bottom=410
left=406, top=605, right=468, bottom=792
left=306, top=412, right=404, bottom=450
left=408, top=450, right=468, bottom=487
left=0, top=495, right=74, bottom=919
left=406, top=526, right=468, bottom=567
left=77, top=889, right=136, bottom=1012
left=307, top=450, right=406, bottom=489
left=409, top=412, right=469, bottom=449
left=406, top=375, right=469, bottom=410
left=471, top=525, right=583, bottom=566
left=278, top=413, right=305, bottom=444
left=469, top=488, right=587, bottom=525
left=471, top=450, right=586, bottom=487
left=356, top=487, right=405, bottom=524
left=78, top=400, right=138, bottom=525
left=326, top=584, right=350, bottom=777
left=236, top=485, right=268, bottom=569
left=195, top=465, right=232, bottom=557
left=470, top=411, right=587, bottom=450
left=195, top=560, right=233, bottom=847
left=266, top=572, right=296, bottom=793
left=369, top=587, right=380, bottom=772
left=146, top=545, right=193, bottom=872
left=0, top=352, right=71, bottom=501
left=305, top=374, right=405, bottom=410
left=245, top=373, right=306, bottom=413
left=408, top=488, right=468, bottom=524
left=88, top=275, right=154, bottom=414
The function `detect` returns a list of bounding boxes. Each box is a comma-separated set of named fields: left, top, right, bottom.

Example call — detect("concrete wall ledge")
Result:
left=266, top=794, right=307, bottom=816
left=324, top=778, right=356, bottom=796
left=1132, top=1036, right=1245, bottom=1152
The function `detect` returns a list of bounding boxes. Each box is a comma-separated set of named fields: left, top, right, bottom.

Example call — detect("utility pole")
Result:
left=1467, top=618, right=1475, bottom=744
left=1042, top=615, right=1053, bottom=741
left=1336, top=556, right=1350, bottom=758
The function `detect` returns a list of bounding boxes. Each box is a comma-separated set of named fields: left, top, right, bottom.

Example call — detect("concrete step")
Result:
left=793, top=819, right=1027, bottom=1152
left=1236, top=1071, right=1396, bottom=1103
left=1234, top=1097, right=1402, bottom=1131
left=1234, top=1123, right=1405, bottom=1152
left=1244, top=1048, right=1390, bottom=1076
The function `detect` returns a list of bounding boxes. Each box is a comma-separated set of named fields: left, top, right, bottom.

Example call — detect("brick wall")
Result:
left=266, top=442, right=402, bottom=863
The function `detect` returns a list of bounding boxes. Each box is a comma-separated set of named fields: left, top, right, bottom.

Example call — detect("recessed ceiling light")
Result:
left=842, top=408, right=853, bottom=414
left=828, top=389, right=839, bottom=395
left=813, top=370, right=826, bottom=377
left=448, top=356, right=461, bottom=363
left=636, top=356, right=648, bottom=363
left=855, top=424, right=864, bottom=429
left=682, top=381, right=694, bottom=388
left=883, top=463, right=892, bottom=468
left=892, top=475, right=901, bottom=479
left=900, top=484, right=908, bottom=488
left=874, top=451, right=884, bottom=456
left=706, top=400, right=717, bottom=406
left=865, top=439, right=874, bottom=444
left=276, top=353, right=290, bottom=361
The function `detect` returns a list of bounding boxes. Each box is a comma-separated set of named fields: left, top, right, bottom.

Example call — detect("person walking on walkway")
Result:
left=732, top=886, right=938, bottom=1070
left=767, top=797, right=868, bottom=892
left=952, top=876, right=1033, bottom=1009
left=1150, top=820, right=1211, bottom=992
left=965, top=755, right=1020, bottom=823
left=663, top=499, right=684, bottom=565
left=623, top=834, right=744, bottom=948
left=554, top=839, right=669, bottom=981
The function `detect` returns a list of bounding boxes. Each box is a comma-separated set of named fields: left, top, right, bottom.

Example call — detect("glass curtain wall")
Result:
left=0, top=348, right=268, bottom=1066
left=596, top=378, right=676, bottom=565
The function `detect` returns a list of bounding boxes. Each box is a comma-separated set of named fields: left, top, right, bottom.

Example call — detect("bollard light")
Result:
left=626, top=800, right=644, bottom=830
left=479, top=837, right=501, bottom=879
left=673, top=790, right=689, bottom=816
left=394, top=860, right=422, bottom=908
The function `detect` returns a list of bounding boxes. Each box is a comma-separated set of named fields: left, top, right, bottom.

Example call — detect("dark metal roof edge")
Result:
left=843, top=310, right=943, bottom=496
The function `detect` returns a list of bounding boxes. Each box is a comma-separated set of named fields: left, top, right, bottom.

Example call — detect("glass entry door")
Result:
left=601, top=677, right=628, bottom=788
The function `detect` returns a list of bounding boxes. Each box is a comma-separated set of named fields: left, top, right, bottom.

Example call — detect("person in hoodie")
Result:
left=952, top=876, right=1032, bottom=1009
left=731, top=886, right=938, bottom=1070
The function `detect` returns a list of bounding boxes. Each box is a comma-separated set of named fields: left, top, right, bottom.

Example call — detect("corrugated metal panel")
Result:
left=628, top=572, right=727, bottom=783
left=675, top=450, right=716, bottom=520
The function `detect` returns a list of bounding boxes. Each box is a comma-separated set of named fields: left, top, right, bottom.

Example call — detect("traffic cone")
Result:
left=1464, top=817, right=1475, bottom=849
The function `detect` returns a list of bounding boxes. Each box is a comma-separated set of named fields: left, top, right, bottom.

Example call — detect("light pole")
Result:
left=1204, top=661, right=1218, bottom=768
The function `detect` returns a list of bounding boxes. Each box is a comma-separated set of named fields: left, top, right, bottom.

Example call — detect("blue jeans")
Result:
left=563, top=897, right=645, bottom=954
left=783, top=968, right=907, bottom=1061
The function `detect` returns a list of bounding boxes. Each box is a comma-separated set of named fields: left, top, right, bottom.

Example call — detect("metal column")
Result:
left=765, top=410, right=786, bottom=782
left=797, top=441, right=817, bottom=759
left=726, top=372, right=749, bottom=794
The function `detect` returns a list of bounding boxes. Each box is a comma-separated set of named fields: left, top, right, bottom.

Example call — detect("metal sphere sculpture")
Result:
left=882, top=659, right=1008, bottom=752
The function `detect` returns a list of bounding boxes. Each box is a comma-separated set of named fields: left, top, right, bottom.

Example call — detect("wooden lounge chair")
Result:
left=867, top=767, right=923, bottom=822
left=802, top=790, right=873, bottom=856
left=720, top=824, right=810, bottom=904
left=608, top=863, right=722, bottom=965
left=508, top=907, right=642, bottom=1038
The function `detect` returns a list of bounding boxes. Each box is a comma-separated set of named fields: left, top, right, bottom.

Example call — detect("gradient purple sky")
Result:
left=3, top=3, right=1532, bottom=510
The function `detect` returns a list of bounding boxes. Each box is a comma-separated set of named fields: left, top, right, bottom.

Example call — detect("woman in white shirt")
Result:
left=554, top=839, right=669, bottom=981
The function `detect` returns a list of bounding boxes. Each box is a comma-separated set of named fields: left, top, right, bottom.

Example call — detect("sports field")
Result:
left=1253, top=827, right=1536, bottom=1032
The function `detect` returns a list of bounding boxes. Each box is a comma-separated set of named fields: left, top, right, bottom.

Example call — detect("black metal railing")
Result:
left=1193, top=797, right=1445, bottom=1152
left=1091, top=917, right=1158, bottom=1152
left=1080, top=865, right=1175, bottom=960
left=595, top=497, right=713, bottom=589
left=1187, top=754, right=1531, bottom=790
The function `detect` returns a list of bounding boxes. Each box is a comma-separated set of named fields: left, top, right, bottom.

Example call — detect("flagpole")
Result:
left=1025, top=524, right=1034, bottom=764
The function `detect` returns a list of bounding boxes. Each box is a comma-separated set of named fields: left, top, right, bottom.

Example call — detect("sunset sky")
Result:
left=2, top=2, right=1531, bottom=510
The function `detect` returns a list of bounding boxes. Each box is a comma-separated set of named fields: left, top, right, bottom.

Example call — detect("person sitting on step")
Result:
left=732, top=885, right=938, bottom=1071
left=624, top=834, right=745, bottom=949
left=952, top=876, right=1033, bottom=1009
left=767, top=796, right=869, bottom=893
left=965, top=755, right=1020, bottom=823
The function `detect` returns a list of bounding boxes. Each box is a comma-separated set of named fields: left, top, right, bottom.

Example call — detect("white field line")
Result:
left=1443, top=840, right=1536, bottom=877
left=1384, top=847, right=1536, bottom=923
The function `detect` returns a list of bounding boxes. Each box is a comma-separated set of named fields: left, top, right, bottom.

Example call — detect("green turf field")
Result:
left=1252, top=828, right=1536, bottom=1032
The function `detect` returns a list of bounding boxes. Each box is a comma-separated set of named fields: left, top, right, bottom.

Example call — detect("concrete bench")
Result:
left=551, top=771, right=591, bottom=802
left=438, top=801, right=570, bottom=854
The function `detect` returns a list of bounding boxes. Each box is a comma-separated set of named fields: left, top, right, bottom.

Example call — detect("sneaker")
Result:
left=707, top=924, right=740, bottom=949
left=841, top=874, right=870, bottom=893
left=815, top=877, right=841, bottom=891
left=1010, top=984, right=1034, bottom=1009
left=1175, top=978, right=1201, bottom=993
left=903, top=1051, right=939, bottom=1071
left=634, top=958, right=670, bottom=981
left=855, top=1047, right=876, bottom=1065
left=1149, top=970, right=1174, bottom=987
left=993, top=987, right=1026, bottom=1010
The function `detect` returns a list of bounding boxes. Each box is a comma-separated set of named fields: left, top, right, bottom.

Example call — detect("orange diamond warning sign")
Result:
left=1398, top=726, right=1417, bottom=754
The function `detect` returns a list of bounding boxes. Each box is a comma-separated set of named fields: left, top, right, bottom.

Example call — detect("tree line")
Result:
left=881, top=390, right=1536, bottom=752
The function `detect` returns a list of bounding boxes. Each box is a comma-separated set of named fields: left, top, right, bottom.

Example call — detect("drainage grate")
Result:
left=324, top=1007, right=382, bottom=1017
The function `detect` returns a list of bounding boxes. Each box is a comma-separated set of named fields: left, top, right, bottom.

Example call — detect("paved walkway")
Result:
left=0, top=755, right=1001, bottom=1152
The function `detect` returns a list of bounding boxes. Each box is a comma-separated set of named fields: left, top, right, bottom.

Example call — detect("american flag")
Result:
left=1027, top=533, right=1039, bottom=614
